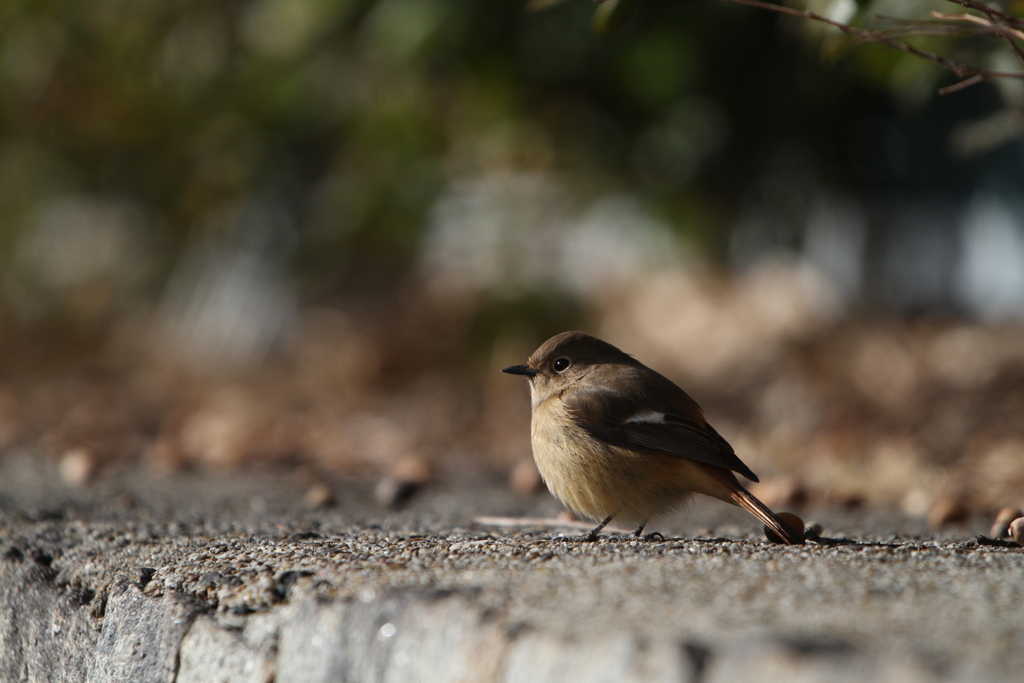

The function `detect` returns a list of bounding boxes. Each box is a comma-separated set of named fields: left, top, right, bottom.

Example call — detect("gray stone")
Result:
left=177, top=616, right=276, bottom=683
left=85, top=583, right=200, bottom=683
left=277, top=593, right=507, bottom=683
left=0, top=561, right=97, bottom=683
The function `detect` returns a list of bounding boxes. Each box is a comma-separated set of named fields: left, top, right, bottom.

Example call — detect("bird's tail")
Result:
left=705, top=468, right=804, bottom=545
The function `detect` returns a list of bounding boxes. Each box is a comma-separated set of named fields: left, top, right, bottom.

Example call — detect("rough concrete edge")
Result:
left=85, top=579, right=204, bottom=683
left=0, top=559, right=99, bottom=683
left=1, top=558, right=1015, bottom=683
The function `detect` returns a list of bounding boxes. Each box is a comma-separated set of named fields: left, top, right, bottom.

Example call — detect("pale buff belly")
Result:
left=530, top=408, right=732, bottom=527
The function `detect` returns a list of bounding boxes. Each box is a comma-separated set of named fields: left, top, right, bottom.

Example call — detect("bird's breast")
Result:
left=530, top=399, right=651, bottom=523
left=529, top=397, right=724, bottom=526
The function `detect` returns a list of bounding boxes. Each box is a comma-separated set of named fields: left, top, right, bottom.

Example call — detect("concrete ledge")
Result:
left=0, top=467, right=1020, bottom=683
left=2, top=514, right=1022, bottom=683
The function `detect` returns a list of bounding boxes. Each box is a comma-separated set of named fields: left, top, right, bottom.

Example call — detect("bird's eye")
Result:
left=553, top=357, right=571, bottom=373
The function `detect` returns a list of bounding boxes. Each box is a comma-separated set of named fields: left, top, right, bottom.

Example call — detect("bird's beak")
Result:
left=501, top=364, right=537, bottom=377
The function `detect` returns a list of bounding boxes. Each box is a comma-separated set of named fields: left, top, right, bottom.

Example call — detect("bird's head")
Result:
left=502, top=331, right=633, bottom=408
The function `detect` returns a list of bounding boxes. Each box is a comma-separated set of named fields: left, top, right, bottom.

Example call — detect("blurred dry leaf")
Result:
left=303, top=482, right=334, bottom=510
left=928, top=496, right=969, bottom=528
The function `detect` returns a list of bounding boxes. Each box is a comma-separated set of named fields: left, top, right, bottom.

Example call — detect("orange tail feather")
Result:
left=705, top=468, right=804, bottom=545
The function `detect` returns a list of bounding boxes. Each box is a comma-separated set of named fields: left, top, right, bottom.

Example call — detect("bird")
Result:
left=502, top=331, right=803, bottom=544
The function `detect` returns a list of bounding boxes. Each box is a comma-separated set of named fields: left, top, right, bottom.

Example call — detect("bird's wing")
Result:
left=562, top=385, right=759, bottom=482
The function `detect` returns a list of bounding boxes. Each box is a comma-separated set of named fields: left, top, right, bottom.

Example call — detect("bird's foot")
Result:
left=631, top=522, right=663, bottom=542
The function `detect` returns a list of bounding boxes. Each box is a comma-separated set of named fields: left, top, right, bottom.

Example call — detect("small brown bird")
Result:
left=503, top=331, right=803, bottom=544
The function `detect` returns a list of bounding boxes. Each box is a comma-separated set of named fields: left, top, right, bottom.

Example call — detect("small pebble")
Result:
left=764, top=512, right=804, bottom=544
left=1010, top=518, right=1024, bottom=547
left=59, top=448, right=96, bottom=487
left=990, top=507, right=1022, bottom=539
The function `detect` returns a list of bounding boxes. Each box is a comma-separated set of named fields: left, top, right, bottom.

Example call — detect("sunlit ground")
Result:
left=3, top=243, right=1022, bottom=532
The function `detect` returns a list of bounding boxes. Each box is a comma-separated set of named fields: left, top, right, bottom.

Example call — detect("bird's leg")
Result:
left=633, top=521, right=664, bottom=542
left=584, top=515, right=614, bottom=541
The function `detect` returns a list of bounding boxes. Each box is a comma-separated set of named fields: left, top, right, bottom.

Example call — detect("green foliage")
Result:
left=0, top=0, right=1003, bottom=307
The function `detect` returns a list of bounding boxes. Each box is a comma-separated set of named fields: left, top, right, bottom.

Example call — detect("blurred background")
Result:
left=1, top=0, right=1024, bottom=525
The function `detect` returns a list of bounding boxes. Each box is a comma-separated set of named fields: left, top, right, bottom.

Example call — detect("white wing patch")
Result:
left=625, top=410, right=667, bottom=424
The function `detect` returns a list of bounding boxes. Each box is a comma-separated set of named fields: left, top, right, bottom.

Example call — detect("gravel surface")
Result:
left=1, top=454, right=1022, bottom=682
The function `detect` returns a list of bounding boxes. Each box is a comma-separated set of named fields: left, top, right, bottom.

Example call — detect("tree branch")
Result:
left=712, top=0, right=1024, bottom=93
left=945, top=0, right=1024, bottom=29
left=946, top=0, right=1024, bottom=68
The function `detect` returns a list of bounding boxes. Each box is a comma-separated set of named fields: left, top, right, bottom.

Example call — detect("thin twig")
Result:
left=948, top=0, right=1024, bottom=69
left=938, top=73, right=986, bottom=94
left=867, top=20, right=999, bottom=40
left=931, top=10, right=1024, bottom=68
left=712, top=0, right=1024, bottom=93
left=931, top=11, right=1024, bottom=41
left=1000, top=28, right=1024, bottom=70
left=945, top=0, right=1024, bottom=29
